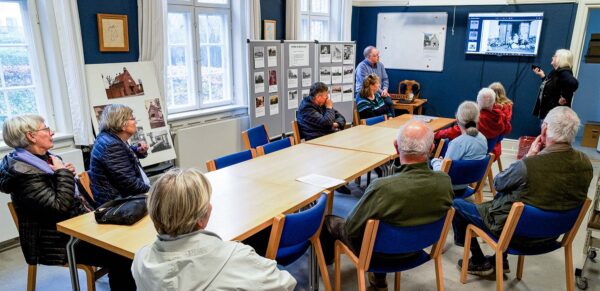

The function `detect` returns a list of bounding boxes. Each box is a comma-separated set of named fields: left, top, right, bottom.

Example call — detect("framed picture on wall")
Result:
left=97, top=13, right=129, bottom=52
left=263, top=20, right=276, bottom=40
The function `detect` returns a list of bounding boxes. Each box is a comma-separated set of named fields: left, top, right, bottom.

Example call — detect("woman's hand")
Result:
left=49, top=156, right=66, bottom=171
left=64, top=163, right=77, bottom=175
left=559, top=97, right=567, bottom=105
left=137, top=142, right=149, bottom=154
left=533, top=67, right=545, bottom=78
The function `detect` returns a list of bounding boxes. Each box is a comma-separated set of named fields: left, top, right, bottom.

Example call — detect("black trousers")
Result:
left=74, top=241, right=136, bottom=291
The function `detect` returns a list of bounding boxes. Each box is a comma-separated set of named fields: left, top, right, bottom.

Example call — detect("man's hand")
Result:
left=325, top=98, right=333, bottom=109
left=332, top=122, right=339, bottom=130
left=381, top=89, right=390, bottom=97
left=526, top=135, right=544, bottom=157
left=559, top=97, right=567, bottom=105
left=137, top=142, right=149, bottom=154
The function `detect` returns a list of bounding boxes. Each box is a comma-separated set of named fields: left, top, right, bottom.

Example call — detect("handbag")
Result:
left=94, top=194, right=148, bottom=225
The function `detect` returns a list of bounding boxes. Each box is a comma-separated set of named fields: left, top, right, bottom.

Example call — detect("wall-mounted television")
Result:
left=465, top=12, right=544, bottom=56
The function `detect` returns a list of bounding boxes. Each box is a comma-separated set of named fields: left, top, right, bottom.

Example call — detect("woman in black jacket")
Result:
left=532, top=48, right=579, bottom=120
left=0, top=115, right=135, bottom=290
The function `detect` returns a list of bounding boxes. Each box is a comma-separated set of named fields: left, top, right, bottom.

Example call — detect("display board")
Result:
left=282, top=41, right=315, bottom=133
left=85, top=61, right=176, bottom=167
left=377, top=12, right=448, bottom=72
left=247, top=40, right=284, bottom=137
left=316, top=42, right=356, bottom=124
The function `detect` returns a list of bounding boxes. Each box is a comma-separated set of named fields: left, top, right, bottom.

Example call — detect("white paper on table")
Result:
left=411, top=115, right=437, bottom=123
left=296, top=174, right=346, bottom=189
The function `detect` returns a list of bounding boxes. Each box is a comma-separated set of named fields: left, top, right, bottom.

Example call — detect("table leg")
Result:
left=309, top=244, right=318, bottom=290
left=66, top=236, right=81, bottom=291
left=418, top=106, right=423, bottom=115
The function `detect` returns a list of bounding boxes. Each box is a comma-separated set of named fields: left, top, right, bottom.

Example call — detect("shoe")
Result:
left=368, top=273, right=388, bottom=291
left=336, top=185, right=351, bottom=194
left=486, top=255, right=510, bottom=273
left=457, top=258, right=494, bottom=276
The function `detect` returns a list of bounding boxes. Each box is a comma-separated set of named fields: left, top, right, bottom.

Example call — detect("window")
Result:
left=167, top=0, right=234, bottom=113
left=0, top=0, right=49, bottom=131
left=300, top=0, right=331, bottom=41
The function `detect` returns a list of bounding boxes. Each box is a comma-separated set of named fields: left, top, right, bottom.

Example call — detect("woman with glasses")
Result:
left=0, top=114, right=136, bottom=290
left=90, top=104, right=150, bottom=207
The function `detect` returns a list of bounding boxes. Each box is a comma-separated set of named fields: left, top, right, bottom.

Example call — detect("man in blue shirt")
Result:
left=356, top=46, right=394, bottom=115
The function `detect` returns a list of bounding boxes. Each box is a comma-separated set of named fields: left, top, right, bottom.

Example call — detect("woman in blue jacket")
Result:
left=90, top=104, right=150, bottom=207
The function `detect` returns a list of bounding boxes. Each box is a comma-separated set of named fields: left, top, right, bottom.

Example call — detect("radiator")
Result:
left=174, top=117, right=249, bottom=172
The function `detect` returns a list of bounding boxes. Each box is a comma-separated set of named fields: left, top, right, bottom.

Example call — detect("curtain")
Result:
left=50, top=0, right=94, bottom=145
left=138, top=0, right=168, bottom=99
left=340, top=0, right=353, bottom=41
left=249, top=0, right=262, bottom=39
left=286, top=0, right=300, bottom=40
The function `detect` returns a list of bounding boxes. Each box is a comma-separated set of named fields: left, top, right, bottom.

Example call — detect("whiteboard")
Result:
left=377, top=12, right=448, bottom=72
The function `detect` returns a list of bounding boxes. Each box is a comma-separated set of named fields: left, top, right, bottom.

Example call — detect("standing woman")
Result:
left=532, top=49, right=578, bottom=120
left=356, top=74, right=394, bottom=119
left=90, top=104, right=150, bottom=207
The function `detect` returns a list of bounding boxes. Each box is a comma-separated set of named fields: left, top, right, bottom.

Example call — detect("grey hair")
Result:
left=456, top=101, right=480, bottom=137
left=395, top=120, right=434, bottom=156
left=477, top=88, right=496, bottom=110
left=363, top=46, right=376, bottom=58
left=543, top=106, right=580, bottom=143
left=147, top=168, right=213, bottom=237
left=99, top=104, right=133, bottom=134
left=554, top=49, right=573, bottom=69
left=2, top=115, right=45, bottom=148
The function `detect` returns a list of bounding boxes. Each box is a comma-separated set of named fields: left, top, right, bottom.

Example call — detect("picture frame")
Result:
left=263, top=20, right=276, bottom=40
left=97, top=13, right=129, bottom=52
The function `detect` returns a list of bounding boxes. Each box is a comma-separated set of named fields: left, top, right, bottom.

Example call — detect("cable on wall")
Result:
left=452, top=6, right=456, bottom=36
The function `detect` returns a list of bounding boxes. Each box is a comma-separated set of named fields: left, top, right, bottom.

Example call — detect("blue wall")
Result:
left=573, top=8, right=600, bottom=134
left=261, top=0, right=286, bottom=40
left=352, top=4, right=578, bottom=138
left=77, top=0, right=139, bottom=64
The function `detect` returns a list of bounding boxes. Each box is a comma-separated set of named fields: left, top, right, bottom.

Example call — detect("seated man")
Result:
left=435, top=88, right=506, bottom=157
left=132, top=168, right=296, bottom=290
left=320, top=120, right=454, bottom=290
left=297, top=82, right=346, bottom=141
left=453, top=106, right=593, bottom=275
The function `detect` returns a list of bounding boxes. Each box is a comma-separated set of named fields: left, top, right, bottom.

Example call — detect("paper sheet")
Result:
left=296, top=174, right=346, bottom=189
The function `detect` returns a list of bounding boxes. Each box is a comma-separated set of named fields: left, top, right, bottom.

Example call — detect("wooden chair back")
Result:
left=7, top=202, right=18, bottom=229
left=242, top=124, right=270, bottom=150
left=78, top=171, right=95, bottom=202
left=291, top=120, right=302, bottom=144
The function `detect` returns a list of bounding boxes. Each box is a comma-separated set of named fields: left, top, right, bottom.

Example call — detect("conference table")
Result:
left=374, top=114, right=456, bottom=132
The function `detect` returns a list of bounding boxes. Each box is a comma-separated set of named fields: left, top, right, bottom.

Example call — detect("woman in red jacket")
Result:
left=489, top=82, right=513, bottom=159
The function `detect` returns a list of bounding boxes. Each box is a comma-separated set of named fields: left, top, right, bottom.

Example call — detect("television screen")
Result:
left=465, top=12, right=543, bottom=56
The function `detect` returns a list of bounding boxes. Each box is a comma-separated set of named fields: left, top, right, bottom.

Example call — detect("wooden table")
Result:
left=374, top=114, right=456, bottom=132
left=306, top=125, right=399, bottom=158
left=393, top=98, right=427, bottom=114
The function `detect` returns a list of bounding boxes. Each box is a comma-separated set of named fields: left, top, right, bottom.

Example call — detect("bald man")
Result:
left=320, top=120, right=454, bottom=290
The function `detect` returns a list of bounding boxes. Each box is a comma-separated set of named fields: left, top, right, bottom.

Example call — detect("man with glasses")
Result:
left=356, top=46, right=393, bottom=113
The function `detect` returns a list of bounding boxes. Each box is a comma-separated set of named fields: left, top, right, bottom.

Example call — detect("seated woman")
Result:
left=431, top=101, right=488, bottom=191
left=356, top=74, right=394, bottom=120
left=132, top=168, right=297, bottom=290
left=0, top=115, right=136, bottom=290
left=489, top=82, right=513, bottom=159
left=90, top=104, right=150, bottom=206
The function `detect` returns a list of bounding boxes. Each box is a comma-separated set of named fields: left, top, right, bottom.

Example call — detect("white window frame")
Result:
left=167, top=0, right=235, bottom=114
left=300, top=0, right=332, bottom=41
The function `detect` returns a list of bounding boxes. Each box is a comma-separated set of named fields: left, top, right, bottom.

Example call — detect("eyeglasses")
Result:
left=30, top=126, right=52, bottom=134
left=128, top=117, right=136, bottom=121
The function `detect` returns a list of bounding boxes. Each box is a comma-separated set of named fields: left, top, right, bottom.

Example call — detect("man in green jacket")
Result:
left=453, top=106, right=593, bottom=276
left=320, top=120, right=454, bottom=290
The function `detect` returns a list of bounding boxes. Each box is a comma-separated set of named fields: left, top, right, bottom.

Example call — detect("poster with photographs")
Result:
left=267, top=46, right=278, bottom=67
left=331, top=85, right=342, bottom=103
left=269, top=95, right=279, bottom=115
left=342, top=85, right=354, bottom=102
left=319, top=67, right=331, bottom=84
left=287, top=69, right=298, bottom=88
left=268, top=69, right=278, bottom=92
left=343, top=44, right=355, bottom=64
left=287, top=90, right=298, bottom=109
left=85, top=61, right=176, bottom=167
left=331, top=67, right=342, bottom=84
left=254, top=47, right=265, bottom=68
left=332, top=44, right=343, bottom=63
left=319, top=44, right=331, bottom=63
left=343, top=66, right=354, bottom=83
left=302, top=68, right=312, bottom=87
left=302, top=89, right=309, bottom=99
left=255, top=96, right=265, bottom=117
left=254, top=72, right=265, bottom=93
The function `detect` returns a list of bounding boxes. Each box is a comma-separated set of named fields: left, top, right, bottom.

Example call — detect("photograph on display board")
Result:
left=424, top=33, right=440, bottom=50
left=254, top=47, right=265, bottom=68
left=343, top=44, right=355, bottom=64
left=331, top=85, right=342, bottom=102
left=255, top=96, right=265, bottom=117
left=287, top=69, right=298, bottom=88
left=102, top=67, right=145, bottom=99
left=147, top=129, right=172, bottom=153
left=302, top=68, right=312, bottom=87
left=302, top=89, right=309, bottom=99
left=144, top=98, right=166, bottom=129
left=268, top=69, right=278, bottom=92
left=342, top=85, right=354, bottom=102
left=332, top=44, right=343, bottom=63
left=129, top=126, right=147, bottom=147
left=287, top=90, right=298, bottom=109
left=319, top=67, right=331, bottom=84
left=254, top=72, right=265, bottom=93
left=93, top=105, right=108, bottom=123
left=320, top=44, right=331, bottom=63
left=267, top=46, right=278, bottom=67
left=269, top=95, right=279, bottom=115
left=343, top=66, right=354, bottom=83
left=331, top=67, right=342, bottom=84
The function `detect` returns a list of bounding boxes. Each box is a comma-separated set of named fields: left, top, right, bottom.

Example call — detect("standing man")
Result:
left=356, top=46, right=394, bottom=116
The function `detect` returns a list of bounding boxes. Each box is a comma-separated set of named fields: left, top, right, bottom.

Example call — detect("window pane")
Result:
left=197, top=12, right=231, bottom=105
left=7, top=88, right=37, bottom=115
left=197, top=0, right=228, bottom=4
left=301, top=0, right=308, bottom=12
left=0, top=2, right=25, bottom=44
left=310, top=19, right=329, bottom=41
left=0, top=47, right=33, bottom=87
left=167, top=11, right=196, bottom=110
left=311, top=0, right=329, bottom=13
left=300, top=17, right=309, bottom=40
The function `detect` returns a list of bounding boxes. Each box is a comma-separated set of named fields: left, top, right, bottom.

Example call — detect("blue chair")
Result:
left=434, top=138, right=449, bottom=158
left=205, top=149, right=256, bottom=171
left=266, top=193, right=332, bottom=291
left=460, top=199, right=591, bottom=291
left=440, top=154, right=494, bottom=203
left=360, top=115, right=388, bottom=126
left=242, top=124, right=270, bottom=150
left=335, top=208, right=455, bottom=291
left=256, top=137, right=295, bottom=156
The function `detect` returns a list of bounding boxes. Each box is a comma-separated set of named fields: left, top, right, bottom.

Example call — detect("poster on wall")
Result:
left=332, top=44, right=343, bottom=63
left=343, top=66, right=354, bottom=83
left=331, top=85, right=342, bottom=102
left=343, top=44, right=355, bottom=64
left=289, top=43, right=309, bottom=67
left=287, top=69, right=298, bottom=88
left=320, top=45, right=331, bottom=63
left=342, top=85, right=354, bottom=102
left=287, top=90, right=298, bottom=109
left=254, top=72, right=265, bottom=93
left=85, top=61, right=176, bottom=167
left=255, top=96, right=265, bottom=117
left=302, top=68, right=312, bottom=87
left=254, top=47, right=265, bottom=68
left=331, top=67, right=342, bottom=84
left=267, top=46, right=278, bottom=67
left=269, top=95, right=279, bottom=115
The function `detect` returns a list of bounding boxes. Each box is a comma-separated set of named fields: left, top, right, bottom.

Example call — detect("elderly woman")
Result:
left=90, top=104, right=150, bottom=206
left=532, top=48, right=579, bottom=120
left=431, top=101, right=488, bottom=191
left=132, top=168, right=296, bottom=290
left=0, top=115, right=136, bottom=290
left=356, top=74, right=394, bottom=119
